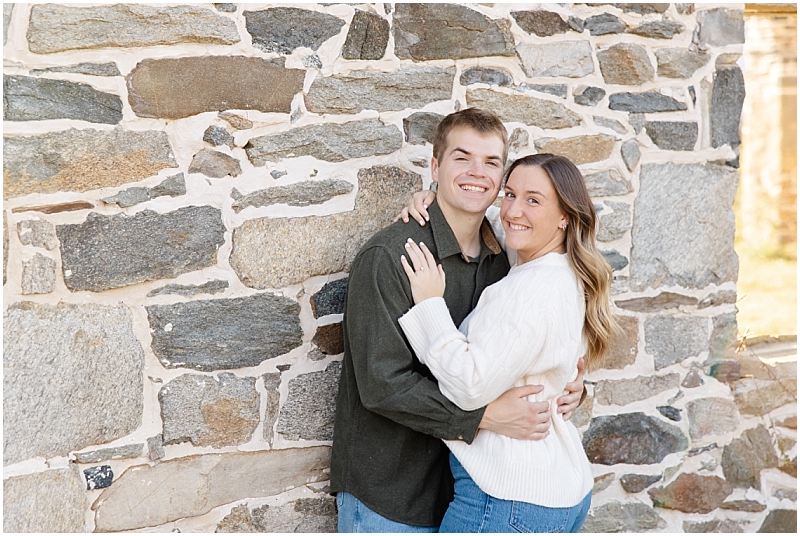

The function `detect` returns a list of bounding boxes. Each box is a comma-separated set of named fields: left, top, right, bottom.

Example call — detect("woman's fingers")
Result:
left=400, top=255, right=415, bottom=279
left=419, top=241, right=438, bottom=269
left=404, top=239, right=426, bottom=271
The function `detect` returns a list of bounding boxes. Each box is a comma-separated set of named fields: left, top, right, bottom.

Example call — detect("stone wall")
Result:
left=2, top=3, right=795, bottom=533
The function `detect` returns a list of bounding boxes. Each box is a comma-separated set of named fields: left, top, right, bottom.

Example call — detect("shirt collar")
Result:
left=428, top=201, right=502, bottom=262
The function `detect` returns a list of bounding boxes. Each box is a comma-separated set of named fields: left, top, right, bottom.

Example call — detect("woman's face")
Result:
left=500, top=165, right=568, bottom=264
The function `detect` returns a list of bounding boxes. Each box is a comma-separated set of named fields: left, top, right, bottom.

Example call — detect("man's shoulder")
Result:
left=358, top=220, right=430, bottom=257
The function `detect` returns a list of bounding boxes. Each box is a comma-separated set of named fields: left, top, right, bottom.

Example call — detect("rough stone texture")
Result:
left=722, top=425, right=780, bottom=489
left=593, top=472, right=615, bottom=493
left=698, top=8, right=745, bottom=47
left=217, top=496, right=337, bottom=533
left=3, top=212, right=7, bottom=284
left=147, top=293, right=302, bottom=372
left=219, top=111, right=253, bottom=130
left=460, top=67, right=513, bottom=87
left=17, top=219, right=58, bottom=250
left=582, top=412, right=688, bottom=465
left=711, top=66, right=745, bottom=148
left=3, top=3, right=12, bottom=46
left=580, top=501, right=665, bottom=533
left=203, top=125, right=233, bottom=148
left=12, top=201, right=95, bottom=214
left=512, top=10, right=572, bottom=37
left=147, top=279, right=228, bottom=298
left=57, top=206, right=225, bottom=292
left=306, top=66, right=455, bottom=114
left=21, top=252, right=56, bottom=294
left=84, top=465, right=114, bottom=490
left=656, top=48, right=710, bottom=78
left=571, top=394, right=593, bottom=429
left=615, top=4, right=670, bottom=15
left=3, top=302, right=144, bottom=465
left=102, top=173, right=186, bottom=208
left=521, top=84, right=568, bottom=98
left=30, top=62, right=121, bottom=77
left=648, top=473, right=733, bottom=513
left=393, top=4, right=515, bottom=61
left=278, top=361, right=341, bottom=441
left=92, top=447, right=331, bottom=532
left=721, top=500, right=767, bottom=512
left=598, top=44, right=655, bottom=85
left=682, top=369, right=705, bottom=388
left=620, top=473, right=662, bottom=493
left=535, top=134, right=616, bottom=166
left=508, top=128, right=530, bottom=153
left=342, top=10, right=389, bottom=60
left=188, top=148, right=241, bottom=178
left=467, top=89, right=581, bottom=129
left=629, top=20, right=685, bottom=39
left=731, top=377, right=797, bottom=416
left=232, top=180, right=353, bottom=212
left=594, top=116, right=628, bottom=134
left=657, top=405, right=682, bottom=421
left=601, top=315, right=638, bottom=370
left=709, top=312, right=738, bottom=362
left=602, top=250, right=629, bottom=272
left=574, top=86, right=606, bottom=107
left=645, top=316, right=708, bottom=370
left=311, top=278, right=348, bottom=318
left=262, top=372, right=281, bottom=445
left=404, top=112, right=445, bottom=145
left=615, top=292, right=699, bottom=312
left=517, top=41, right=594, bottom=78
left=597, top=201, right=631, bottom=242
left=594, top=374, right=679, bottom=406
left=609, top=92, right=688, bottom=112
left=584, top=169, right=631, bottom=197
left=687, top=397, right=739, bottom=440
left=244, top=8, right=345, bottom=54
left=698, top=290, right=737, bottom=309
left=74, top=444, right=143, bottom=464
left=758, top=510, right=798, bottom=533
left=313, top=323, right=344, bottom=355
left=585, top=13, right=626, bottom=35
left=231, top=165, right=421, bottom=288
left=27, top=4, right=240, bottom=53
left=147, top=435, right=164, bottom=462
left=3, top=468, right=87, bottom=532
left=128, top=56, right=304, bottom=119
left=160, top=373, right=259, bottom=448
left=621, top=139, right=642, bottom=172
left=244, top=119, right=403, bottom=165
left=684, top=519, right=747, bottom=533
left=645, top=121, right=698, bottom=151
left=3, top=75, right=122, bottom=124
left=3, top=128, right=177, bottom=199
left=631, top=163, right=738, bottom=291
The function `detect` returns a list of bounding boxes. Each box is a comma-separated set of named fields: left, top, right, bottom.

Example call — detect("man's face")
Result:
left=430, top=127, right=505, bottom=219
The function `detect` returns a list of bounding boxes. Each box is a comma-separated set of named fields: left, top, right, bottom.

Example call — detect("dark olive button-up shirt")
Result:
left=330, top=201, right=511, bottom=527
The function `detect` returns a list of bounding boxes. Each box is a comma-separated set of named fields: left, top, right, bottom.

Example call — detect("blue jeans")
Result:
left=336, top=491, right=439, bottom=533
left=440, top=454, right=591, bottom=533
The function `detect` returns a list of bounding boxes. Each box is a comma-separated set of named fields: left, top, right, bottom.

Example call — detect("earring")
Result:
left=559, top=222, right=568, bottom=231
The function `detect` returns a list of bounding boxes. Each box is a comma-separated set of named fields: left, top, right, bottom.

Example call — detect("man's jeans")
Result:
left=336, top=491, right=439, bottom=533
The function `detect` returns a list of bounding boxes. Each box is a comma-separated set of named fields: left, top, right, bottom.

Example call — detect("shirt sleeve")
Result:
left=344, top=245, right=485, bottom=443
left=485, top=205, right=517, bottom=266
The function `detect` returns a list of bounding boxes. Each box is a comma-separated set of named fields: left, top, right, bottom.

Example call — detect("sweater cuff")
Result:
left=398, top=297, right=458, bottom=365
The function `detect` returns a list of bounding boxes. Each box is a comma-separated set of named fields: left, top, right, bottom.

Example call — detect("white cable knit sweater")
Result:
left=398, top=209, right=594, bottom=508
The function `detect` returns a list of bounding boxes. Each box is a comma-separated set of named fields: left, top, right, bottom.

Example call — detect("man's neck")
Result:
left=438, top=202, right=485, bottom=259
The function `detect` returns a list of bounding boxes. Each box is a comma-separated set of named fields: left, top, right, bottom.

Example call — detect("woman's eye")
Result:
left=528, top=198, right=538, bottom=204
left=505, top=192, right=515, bottom=199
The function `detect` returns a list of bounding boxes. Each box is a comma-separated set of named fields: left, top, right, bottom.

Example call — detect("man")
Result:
left=330, top=108, right=585, bottom=532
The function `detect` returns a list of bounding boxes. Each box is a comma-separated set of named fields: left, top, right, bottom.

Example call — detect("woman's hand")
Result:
left=393, top=190, right=437, bottom=226
left=400, top=239, right=446, bottom=304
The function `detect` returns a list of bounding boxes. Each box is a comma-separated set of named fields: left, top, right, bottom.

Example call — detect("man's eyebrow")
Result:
left=450, top=147, right=503, bottom=161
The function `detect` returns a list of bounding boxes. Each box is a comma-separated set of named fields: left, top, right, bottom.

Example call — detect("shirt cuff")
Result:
left=398, top=297, right=458, bottom=365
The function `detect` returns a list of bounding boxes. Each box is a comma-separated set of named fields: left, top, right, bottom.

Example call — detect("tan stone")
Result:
left=732, top=378, right=797, bottom=415
left=597, top=43, right=655, bottom=85
left=600, top=315, right=639, bottom=370
left=595, top=373, right=679, bottom=406
left=3, top=468, right=87, bottom=532
left=466, top=88, right=582, bottom=130
left=535, top=134, right=616, bottom=165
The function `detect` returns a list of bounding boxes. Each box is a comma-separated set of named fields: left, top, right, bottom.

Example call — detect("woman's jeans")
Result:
left=440, top=453, right=591, bottom=533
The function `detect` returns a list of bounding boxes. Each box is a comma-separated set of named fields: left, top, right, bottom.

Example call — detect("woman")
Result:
left=396, top=154, right=618, bottom=533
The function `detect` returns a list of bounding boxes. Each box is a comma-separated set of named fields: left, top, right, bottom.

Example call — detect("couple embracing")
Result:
left=330, top=108, right=618, bottom=533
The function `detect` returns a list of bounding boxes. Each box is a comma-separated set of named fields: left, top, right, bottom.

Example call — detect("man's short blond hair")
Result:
left=432, top=108, right=509, bottom=164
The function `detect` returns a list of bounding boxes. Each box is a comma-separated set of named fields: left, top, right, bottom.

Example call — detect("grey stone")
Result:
left=620, top=473, right=662, bottom=493
left=3, top=128, right=177, bottom=199
left=342, top=10, right=389, bottom=60
left=709, top=312, right=738, bottom=362
left=711, top=66, right=745, bottom=148
left=568, top=16, right=585, bottom=33
left=582, top=412, right=688, bottom=465
left=57, top=206, right=225, bottom=292
left=615, top=292, right=699, bottom=312
left=584, top=169, right=631, bottom=196
left=645, top=121, right=698, bottom=151
left=597, top=201, right=631, bottom=242
left=93, top=447, right=331, bottom=532
left=629, top=20, right=685, bottom=39
left=84, top=465, right=113, bottom=490
left=27, top=4, right=240, bottom=53
left=1, top=68, right=71, bottom=121
left=656, top=48, right=710, bottom=78
left=520, top=84, right=568, bottom=98
left=698, top=290, right=737, bottom=309
left=244, top=8, right=345, bottom=54
left=614, top=3, right=670, bottom=14
left=17, top=219, right=58, bottom=250
left=535, top=134, right=616, bottom=166
left=609, top=92, right=687, bottom=112
left=648, top=473, right=733, bottom=513
left=508, top=128, right=530, bottom=153
left=251, top=497, right=337, bottom=532
left=517, top=41, right=594, bottom=78
left=698, top=8, right=745, bottom=47
left=687, top=397, right=739, bottom=440
left=602, top=250, right=629, bottom=271
left=684, top=519, right=747, bottom=533
left=3, top=302, right=144, bottom=465
left=594, top=116, right=628, bottom=134
left=571, top=394, right=593, bottom=428
left=128, top=56, right=305, bottom=119
left=271, top=170, right=288, bottom=179
left=306, top=66, right=455, bottom=114
left=219, top=111, right=253, bottom=130
left=404, top=112, right=444, bottom=145
left=682, top=369, right=705, bottom=388
left=3, top=3, right=11, bottom=46
left=3, top=212, right=7, bottom=284
left=630, top=163, right=738, bottom=291
left=601, top=315, right=638, bottom=370
left=30, top=62, right=121, bottom=77
left=595, top=374, right=680, bottom=406
left=74, top=444, right=143, bottom=464
left=21, top=253, right=56, bottom=294
left=3, top=468, right=87, bottom=532
left=188, top=148, right=241, bottom=178
left=203, top=125, right=233, bottom=148
left=512, top=10, right=572, bottom=37
left=688, top=443, right=718, bottom=457
left=311, top=278, right=348, bottom=318
left=231, top=165, right=421, bottom=288
left=709, top=361, right=741, bottom=383
left=658, top=405, right=682, bottom=421
left=214, top=4, right=237, bottom=13
left=758, top=510, right=798, bottom=533
left=232, top=180, right=353, bottom=212
left=620, top=139, right=641, bottom=171
left=102, top=173, right=186, bottom=208
left=645, top=316, right=708, bottom=369
left=731, top=377, right=798, bottom=416
left=160, top=373, right=259, bottom=448
left=593, top=472, right=615, bottom=493
left=303, top=54, right=323, bottom=70
left=245, top=119, right=403, bottom=165
left=574, top=86, right=606, bottom=106
left=597, top=44, right=654, bottom=85
left=676, top=4, right=695, bottom=15
left=460, top=67, right=513, bottom=87
left=721, top=500, right=767, bottom=512
left=716, top=53, right=743, bottom=68
left=147, top=293, right=302, bottom=372
left=278, top=361, right=341, bottom=441
left=147, top=279, right=228, bottom=298
left=580, top=501, right=665, bottom=533
left=773, top=488, right=797, bottom=501
left=147, top=435, right=164, bottom=462
left=393, top=4, right=515, bottom=61
left=262, top=372, right=281, bottom=445
left=629, top=112, right=645, bottom=133
left=585, top=13, right=626, bottom=35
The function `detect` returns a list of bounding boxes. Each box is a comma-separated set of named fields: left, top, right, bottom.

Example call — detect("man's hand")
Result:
left=479, top=384, right=551, bottom=440
left=557, top=358, right=586, bottom=421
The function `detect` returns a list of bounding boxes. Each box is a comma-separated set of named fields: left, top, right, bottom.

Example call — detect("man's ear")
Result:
left=430, top=157, right=439, bottom=183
